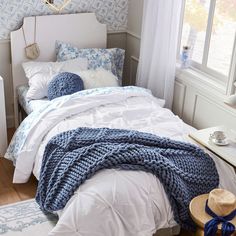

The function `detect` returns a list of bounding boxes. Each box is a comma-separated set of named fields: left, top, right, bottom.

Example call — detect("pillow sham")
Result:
left=22, top=58, right=88, bottom=100
left=48, top=72, right=84, bottom=100
left=55, top=41, right=125, bottom=82
left=77, top=68, right=119, bottom=90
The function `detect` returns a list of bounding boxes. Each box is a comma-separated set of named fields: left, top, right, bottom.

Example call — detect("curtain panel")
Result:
left=136, top=0, right=183, bottom=109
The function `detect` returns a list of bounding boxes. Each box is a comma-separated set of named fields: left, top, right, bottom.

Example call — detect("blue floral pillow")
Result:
left=55, top=41, right=125, bottom=82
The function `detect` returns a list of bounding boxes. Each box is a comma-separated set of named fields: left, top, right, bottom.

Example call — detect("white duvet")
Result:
left=5, top=86, right=236, bottom=236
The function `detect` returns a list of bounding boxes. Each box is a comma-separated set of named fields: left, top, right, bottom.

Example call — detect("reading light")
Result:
left=224, top=82, right=236, bottom=108
left=44, top=0, right=71, bottom=12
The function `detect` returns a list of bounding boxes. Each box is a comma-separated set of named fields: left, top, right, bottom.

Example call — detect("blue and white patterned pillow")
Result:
left=55, top=41, right=125, bottom=82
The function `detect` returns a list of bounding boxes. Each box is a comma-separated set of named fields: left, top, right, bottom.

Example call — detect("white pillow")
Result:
left=22, top=58, right=88, bottom=100
left=77, top=68, right=119, bottom=90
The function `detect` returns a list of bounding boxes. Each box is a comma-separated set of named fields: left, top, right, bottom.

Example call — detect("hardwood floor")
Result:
left=0, top=129, right=193, bottom=235
left=0, top=128, right=37, bottom=206
left=0, top=158, right=37, bottom=206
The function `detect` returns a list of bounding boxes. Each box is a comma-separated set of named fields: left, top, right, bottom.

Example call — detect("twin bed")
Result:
left=17, top=84, right=49, bottom=115
left=5, top=13, right=236, bottom=236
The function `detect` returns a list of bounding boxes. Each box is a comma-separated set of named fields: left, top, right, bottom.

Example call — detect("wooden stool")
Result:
left=189, top=194, right=236, bottom=236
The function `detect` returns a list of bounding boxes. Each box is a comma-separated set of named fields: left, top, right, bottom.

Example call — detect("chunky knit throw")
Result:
left=36, top=127, right=219, bottom=230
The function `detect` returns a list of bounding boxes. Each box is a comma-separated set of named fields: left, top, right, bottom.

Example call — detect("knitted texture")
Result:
left=47, top=72, right=84, bottom=100
left=36, top=128, right=219, bottom=230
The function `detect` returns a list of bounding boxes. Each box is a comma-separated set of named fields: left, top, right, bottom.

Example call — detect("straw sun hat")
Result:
left=190, top=189, right=236, bottom=236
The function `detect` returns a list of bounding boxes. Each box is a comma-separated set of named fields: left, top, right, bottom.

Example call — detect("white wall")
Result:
left=127, top=0, right=143, bottom=35
left=124, top=0, right=143, bottom=85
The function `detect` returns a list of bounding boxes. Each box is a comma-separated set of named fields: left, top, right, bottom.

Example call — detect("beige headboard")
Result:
left=11, top=13, right=107, bottom=127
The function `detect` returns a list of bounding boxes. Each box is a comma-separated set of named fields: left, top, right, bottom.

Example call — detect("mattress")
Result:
left=17, top=85, right=49, bottom=114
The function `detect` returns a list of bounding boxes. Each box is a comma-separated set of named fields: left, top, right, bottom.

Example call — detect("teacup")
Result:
left=210, top=131, right=226, bottom=143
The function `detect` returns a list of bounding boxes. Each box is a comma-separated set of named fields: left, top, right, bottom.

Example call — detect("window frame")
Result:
left=177, top=0, right=236, bottom=92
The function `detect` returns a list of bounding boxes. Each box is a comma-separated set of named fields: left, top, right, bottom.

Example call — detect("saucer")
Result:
left=210, top=138, right=229, bottom=146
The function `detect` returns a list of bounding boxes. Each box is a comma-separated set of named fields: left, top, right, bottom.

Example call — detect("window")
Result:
left=179, top=0, right=236, bottom=82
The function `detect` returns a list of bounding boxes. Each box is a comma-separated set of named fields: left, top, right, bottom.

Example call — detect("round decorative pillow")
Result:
left=48, top=72, right=84, bottom=100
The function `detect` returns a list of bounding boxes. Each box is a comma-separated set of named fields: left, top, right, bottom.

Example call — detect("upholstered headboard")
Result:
left=11, top=13, right=107, bottom=127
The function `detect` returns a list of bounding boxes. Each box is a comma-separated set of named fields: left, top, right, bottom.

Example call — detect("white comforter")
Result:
left=5, top=86, right=236, bottom=236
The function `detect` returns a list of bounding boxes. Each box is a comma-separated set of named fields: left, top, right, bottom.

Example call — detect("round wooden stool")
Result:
left=189, top=194, right=236, bottom=236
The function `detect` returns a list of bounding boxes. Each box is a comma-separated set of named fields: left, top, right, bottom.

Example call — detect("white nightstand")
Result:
left=0, top=76, right=7, bottom=156
left=189, top=126, right=236, bottom=168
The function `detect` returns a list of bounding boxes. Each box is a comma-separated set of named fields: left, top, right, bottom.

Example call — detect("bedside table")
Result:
left=0, top=76, right=7, bottom=156
left=189, top=126, right=236, bottom=168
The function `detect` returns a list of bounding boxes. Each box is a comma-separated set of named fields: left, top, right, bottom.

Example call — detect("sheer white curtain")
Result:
left=136, top=0, right=183, bottom=109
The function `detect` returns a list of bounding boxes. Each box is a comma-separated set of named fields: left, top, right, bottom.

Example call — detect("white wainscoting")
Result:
left=172, top=81, right=186, bottom=118
left=0, top=77, right=7, bottom=155
left=0, top=40, right=14, bottom=128
left=124, top=31, right=141, bottom=85
left=192, top=94, right=236, bottom=128
left=173, top=77, right=236, bottom=130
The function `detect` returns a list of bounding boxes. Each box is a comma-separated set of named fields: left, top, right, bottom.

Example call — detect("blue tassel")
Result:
left=204, top=218, right=219, bottom=236
left=222, top=222, right=235, bottom=236
left=204, top=200, right=236, bottom=236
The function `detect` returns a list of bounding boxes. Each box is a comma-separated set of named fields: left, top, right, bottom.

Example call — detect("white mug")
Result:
left=210, top=131, right=226, bottom=143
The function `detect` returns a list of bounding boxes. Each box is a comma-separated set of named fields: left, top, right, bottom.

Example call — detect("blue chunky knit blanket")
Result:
left=36, top=127, right=219, bottom=230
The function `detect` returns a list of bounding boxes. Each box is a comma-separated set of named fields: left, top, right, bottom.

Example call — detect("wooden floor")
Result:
left=0, top=129, right=193, bottom=235
left=0, top=158, right=37, bottom=206
left=0, top=128, right=37, bottom=206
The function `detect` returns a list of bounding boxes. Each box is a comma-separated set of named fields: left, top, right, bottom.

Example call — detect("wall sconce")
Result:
left=43, top=0, right=71, bottom=12
left=224, top=82, right=236, bottom=108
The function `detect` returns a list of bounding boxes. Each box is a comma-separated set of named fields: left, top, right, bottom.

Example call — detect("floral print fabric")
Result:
left=55, top=41, right=125, bottom=82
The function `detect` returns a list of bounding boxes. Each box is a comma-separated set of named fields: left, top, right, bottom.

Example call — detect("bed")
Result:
left=17, top=85, right=49, bottom=115
left=11, top=13, right=107, bottom=127
left=6, top=13, right=236, bottom=236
